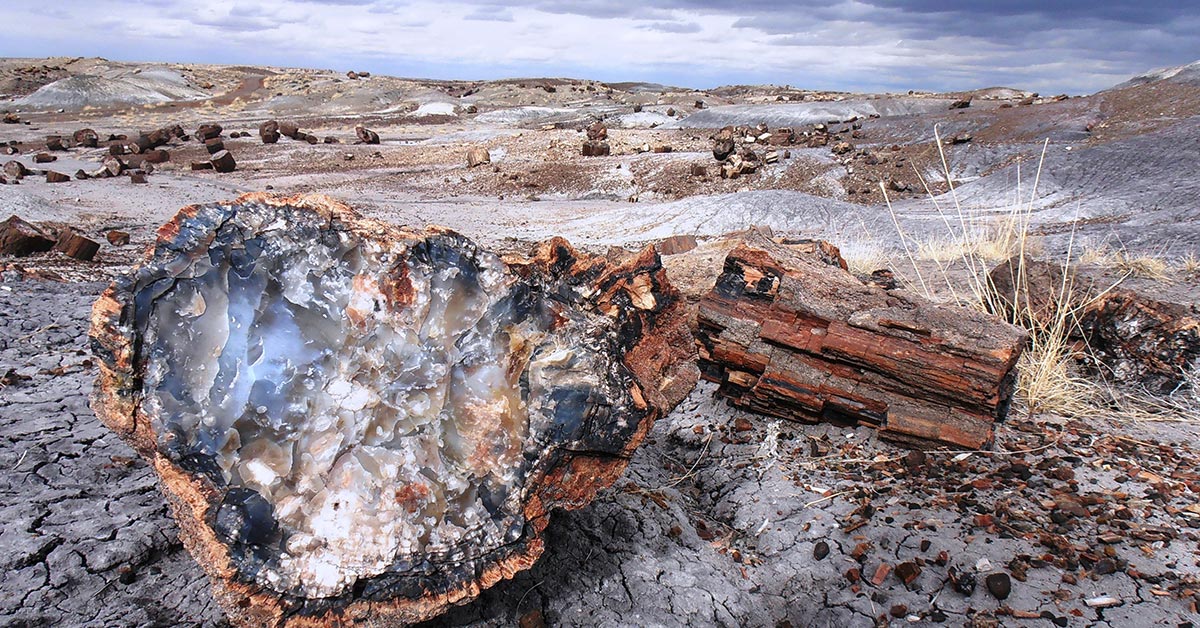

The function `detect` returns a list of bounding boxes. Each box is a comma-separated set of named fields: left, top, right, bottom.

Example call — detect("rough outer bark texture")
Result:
left=695, top=233, right=1027, bottom=449
left=88, top=193, right=697, bottom=627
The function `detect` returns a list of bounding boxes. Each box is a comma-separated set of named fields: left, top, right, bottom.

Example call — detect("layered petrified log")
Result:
left=696, top=233, right=1026, bottom=449
left=89, top=193, right=697, bottom=627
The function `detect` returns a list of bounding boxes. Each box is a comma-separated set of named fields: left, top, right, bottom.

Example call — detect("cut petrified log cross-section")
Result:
left=89, top=193, right=697, bottom=627
left=695, top=233, right=1027, bottom=449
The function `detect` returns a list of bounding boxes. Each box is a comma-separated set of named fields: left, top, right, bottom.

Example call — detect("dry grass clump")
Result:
left=1176, top=252, right=1200, bottom=278
left=1112, top=251, right=1171, bottom=281
left=838, top=239, right=892, bottom=277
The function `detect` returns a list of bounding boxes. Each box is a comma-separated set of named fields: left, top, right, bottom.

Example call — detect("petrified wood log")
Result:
left=696, top=233, right=1026, bottom=449
left=45, top=170, right=70, bottom=183
left=197, top=123, right=224, bottom=141
left=581, top=140, right=610, bottom=157
left=89, top=193, right=697, bottom=626
left=73, top=128, right=99, bottom=148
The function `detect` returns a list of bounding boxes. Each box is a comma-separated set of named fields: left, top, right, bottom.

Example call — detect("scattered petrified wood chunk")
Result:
left=4, top=160, right=29, bottom=180
left=89, top=193, right=697, bottom=627
left=581, top=140, right=610, bottom=157
left=204, top=138, right=226, bottom=155
left=586, top=121, right=607, bottom=141
left=467, top=148, right=491, bottom=167
left=106, top=230, right=130, bottom=246
left=33, top=152, right=56, bottom=163
left=45, top=170, right=70, bottom=183
left=53, top=228, right=100, bottom=260
left=354, top=125, right=380, bottom=144
left=191, top=161, right=214, bottom=171
left=73, top=128, right=99, bottom=148
left=1, top=215, right=55, bottom=256
left=46, top=135, right=68, bottom=151
left=129, top=171, right=148, bottom=184
left=102, top=156, right=125, bottom=177
left=259, top=120, right=280, bottom=144
left=696, top=233, right=1026, bottom=449
left=210, top=150, right=236, bottom=173
left=656, top=234, right=698, bottom=256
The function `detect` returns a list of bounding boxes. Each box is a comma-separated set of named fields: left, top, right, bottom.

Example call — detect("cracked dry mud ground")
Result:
left=3, top=277, right=1200, bottom=627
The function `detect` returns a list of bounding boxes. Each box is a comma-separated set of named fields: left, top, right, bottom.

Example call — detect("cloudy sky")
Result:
left=4, top=0, right=1198, bottom=93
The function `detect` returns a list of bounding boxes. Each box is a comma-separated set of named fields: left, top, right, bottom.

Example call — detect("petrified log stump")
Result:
left=89, top=194, right=697, bottom=626
left=696, top=233, right=1026, bottom=449
left=1, top=215, right=55, bottom=256
left=205, top=138, right=226, bottom=155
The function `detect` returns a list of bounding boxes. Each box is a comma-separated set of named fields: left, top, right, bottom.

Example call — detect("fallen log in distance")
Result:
left=695, top=233, right=1026, bottom=449
left=89, top=193, right=697, bottom=626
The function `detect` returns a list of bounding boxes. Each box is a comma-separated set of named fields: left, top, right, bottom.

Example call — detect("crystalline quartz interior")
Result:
left=133, top=204, right=618, bottom=598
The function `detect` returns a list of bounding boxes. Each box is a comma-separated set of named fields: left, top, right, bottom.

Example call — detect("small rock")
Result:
left=985, top=572, right=1011, bottom=600
left=813, top=541, right=830, bottom=561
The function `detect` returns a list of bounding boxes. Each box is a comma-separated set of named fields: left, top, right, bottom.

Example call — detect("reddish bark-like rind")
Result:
left=89, top=193, right=697, bottom=627
left=695, top=233, right=1026, bottom=449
